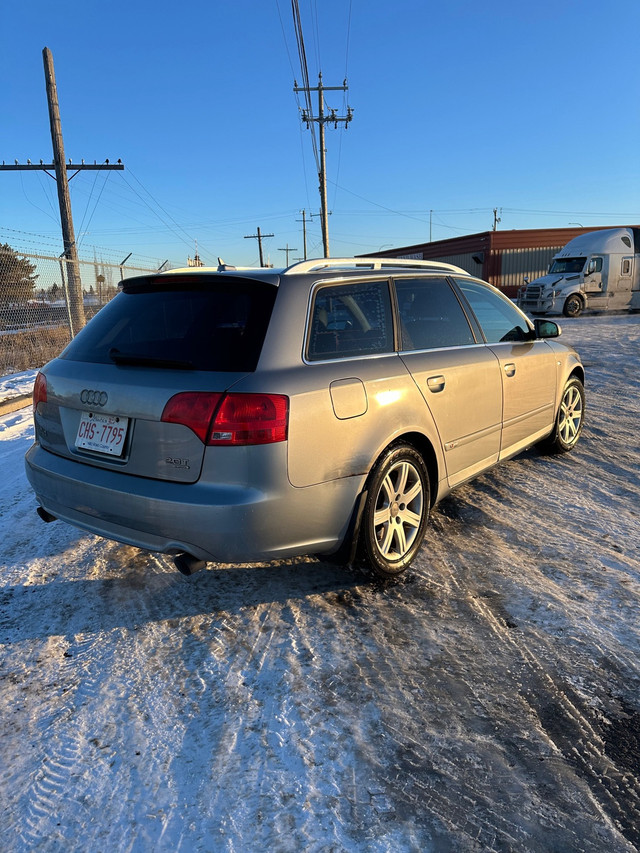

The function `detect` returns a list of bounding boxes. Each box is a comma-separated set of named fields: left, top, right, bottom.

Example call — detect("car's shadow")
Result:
left=0, top=554, right=401, bottom=643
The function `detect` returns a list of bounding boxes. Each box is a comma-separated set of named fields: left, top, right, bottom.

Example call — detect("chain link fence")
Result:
left=0, top=247, right=160, bottom=374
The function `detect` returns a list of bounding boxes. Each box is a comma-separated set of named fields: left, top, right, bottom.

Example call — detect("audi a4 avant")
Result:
left=25, top=258, right=585, bottom=578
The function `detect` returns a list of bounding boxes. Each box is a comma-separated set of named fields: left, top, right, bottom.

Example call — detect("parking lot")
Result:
left=1, top=314, right=639, bottom=852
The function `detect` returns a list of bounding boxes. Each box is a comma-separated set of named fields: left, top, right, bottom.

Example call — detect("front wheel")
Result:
left=563, top=294, right=584, bottom=318
left=540, top=377, right=585, bottom=454
left=360, top=444, right=430, bottom=578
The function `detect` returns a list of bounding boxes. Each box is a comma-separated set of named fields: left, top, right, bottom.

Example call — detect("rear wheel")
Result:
left=563, top=294, right=584, bottom=317
left=360, top=443, right=430, bottom=578
left=540, top=377, right=585, bottom=454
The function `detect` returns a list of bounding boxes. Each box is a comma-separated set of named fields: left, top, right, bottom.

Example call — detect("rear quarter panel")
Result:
left=233, top=356, right=446, bottom=490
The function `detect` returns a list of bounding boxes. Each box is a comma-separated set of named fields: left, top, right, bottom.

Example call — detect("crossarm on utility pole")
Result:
left=0, top=47, right=126, bottom=335
left=244, top=227, right=274, bottom=268
left=0, top=162, right=124, bottom=171
left=294, top=73, right=353, bottom=258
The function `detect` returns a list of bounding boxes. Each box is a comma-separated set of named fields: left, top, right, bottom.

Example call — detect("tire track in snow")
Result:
left=17, top=631, right=117, bottom=849
left=334, top=492, right=638, bottom=853
left=353, top=573, right=570, bottom=850
left=422, top=506, right=639, bottom=851
left=468, top=592, right=640, bottom=850
left=11, top=545, right=176, bottom=849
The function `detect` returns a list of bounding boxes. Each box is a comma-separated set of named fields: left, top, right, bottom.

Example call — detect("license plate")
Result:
left=76, top=412, right=129, bottom=456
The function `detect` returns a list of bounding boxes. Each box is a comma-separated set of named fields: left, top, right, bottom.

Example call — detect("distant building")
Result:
left=187, top=253, right=204, bottom=267
left=369, top=226, right=632, bottom=297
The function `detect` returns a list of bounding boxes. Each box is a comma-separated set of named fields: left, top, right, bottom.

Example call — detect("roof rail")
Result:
left=282, top=257, right=467, bottom=275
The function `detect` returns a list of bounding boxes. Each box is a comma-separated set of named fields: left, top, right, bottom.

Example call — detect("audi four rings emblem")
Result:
left=80, top=389, right=108, bottom=407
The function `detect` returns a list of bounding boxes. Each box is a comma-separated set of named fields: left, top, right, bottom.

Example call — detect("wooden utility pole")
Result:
left=42, top=47, right=85, bottom=331
left=278, top=244, right=298, bottom=266
left=296, top=209, right=311, bottom=259
left=0, top=47, right=124, bottom=335
left=244, top=226, right=274, bottom=267
left=294, top=74, right=352, bottom=257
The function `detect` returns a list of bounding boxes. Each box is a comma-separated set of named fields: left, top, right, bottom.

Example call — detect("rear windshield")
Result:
left=60, top=277, right=277, bottom=372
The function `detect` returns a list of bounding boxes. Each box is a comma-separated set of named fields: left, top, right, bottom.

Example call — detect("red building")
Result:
left=370, top=226, right=629, bottom=297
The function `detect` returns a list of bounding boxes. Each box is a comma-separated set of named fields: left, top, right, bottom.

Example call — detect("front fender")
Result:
left=546, top=342, right=585, bottom=408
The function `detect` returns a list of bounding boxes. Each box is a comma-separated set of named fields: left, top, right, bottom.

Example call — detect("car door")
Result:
left=455, top=279, right=557, bottom=458
left=288, top=276, right=427, bottom=488
left=395, top=276, right=503, bottom=487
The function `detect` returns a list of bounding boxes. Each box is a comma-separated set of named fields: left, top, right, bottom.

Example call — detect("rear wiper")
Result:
left=108, top=348, right=194, bottom=370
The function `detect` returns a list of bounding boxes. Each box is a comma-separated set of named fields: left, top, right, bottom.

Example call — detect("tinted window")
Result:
left=456, top=280, right=531, bottom=344
left=60, top=277, right=276, bottom=372
left=549, top=257, right=585, bottom=274
left=307, top=280, right=393, bottom=361
left=395, top=277, right=475, bottom=350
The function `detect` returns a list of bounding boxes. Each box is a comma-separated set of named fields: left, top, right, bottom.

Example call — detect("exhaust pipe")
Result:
left=174, top=552, right=207, bottom=576
left=37, top=506, right=57, bottom=524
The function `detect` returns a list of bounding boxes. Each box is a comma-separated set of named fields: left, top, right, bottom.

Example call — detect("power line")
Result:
left=344, top=0, right=353, bottom=79
left=115, top=170, right=216, bottom=264
left=76, top=169, right=113, bottom=249
left=291, top=0, right=319, bottom=172
left=0, top=226, right=175, bottom=266
left=274, top=0, right=298, bottom=81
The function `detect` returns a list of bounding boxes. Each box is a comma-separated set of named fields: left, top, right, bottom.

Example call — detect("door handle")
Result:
left=504, top=363, right=516, bottom=377
left=427, top=375, right=445, bottom=392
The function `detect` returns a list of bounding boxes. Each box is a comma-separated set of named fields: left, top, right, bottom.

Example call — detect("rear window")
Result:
left=307, top=279, right=393, bottom=361
left=60, top=277, right=277, bottom=372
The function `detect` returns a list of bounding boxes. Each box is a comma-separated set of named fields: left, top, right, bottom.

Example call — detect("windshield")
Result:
left=549, top=257, right=586, bottom=275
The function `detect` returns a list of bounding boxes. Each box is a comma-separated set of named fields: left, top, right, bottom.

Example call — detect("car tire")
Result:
left=359, top=443, right=430, bottom=578
left=539, top=377, right=585, bottom=454
left=563, top=294, right=583, bottom=318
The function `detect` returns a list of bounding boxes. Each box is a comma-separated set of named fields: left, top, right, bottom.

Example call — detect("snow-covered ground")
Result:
left=1, top=315, right=639, bottom=852
left=0, top=368, right=37, bottom=403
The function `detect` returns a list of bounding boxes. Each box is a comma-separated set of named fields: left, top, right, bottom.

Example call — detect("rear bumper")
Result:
left=25, top=443, right=362, bottom=563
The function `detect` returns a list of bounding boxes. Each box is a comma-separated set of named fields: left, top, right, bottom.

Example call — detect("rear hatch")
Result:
left=34, top=273, right=278, bottom=484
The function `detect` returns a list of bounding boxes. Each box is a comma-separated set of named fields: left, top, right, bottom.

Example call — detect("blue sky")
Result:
left=1, top=0, right=639, bottom=268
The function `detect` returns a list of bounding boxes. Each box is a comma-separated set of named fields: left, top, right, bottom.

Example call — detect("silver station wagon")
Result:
left=25, top=258, right=585, bottom=578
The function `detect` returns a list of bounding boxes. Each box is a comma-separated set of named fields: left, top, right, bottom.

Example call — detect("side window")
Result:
left=395, top=277, right=475, bottom=350
left=307, top=280, right=393, bottom=361
left=456, top=279, right=531, bottom=344
left=588, top=257, right=603, bottom=274
left=621, top=258, right=632, bottom=277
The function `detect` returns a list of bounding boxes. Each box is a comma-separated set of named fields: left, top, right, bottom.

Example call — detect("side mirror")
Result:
left=534, top=318, right=561, bottom=339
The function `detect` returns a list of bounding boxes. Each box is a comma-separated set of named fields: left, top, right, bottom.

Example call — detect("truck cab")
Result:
left=518, top=227, right=640, bottom=317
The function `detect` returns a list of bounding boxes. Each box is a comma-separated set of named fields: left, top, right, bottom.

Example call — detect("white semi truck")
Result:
left=518, top=227, right=640, bottom=317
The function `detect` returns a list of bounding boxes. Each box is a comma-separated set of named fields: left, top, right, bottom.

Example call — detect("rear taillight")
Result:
left=33, top=372, right=47, bottom=413
left=161, top=392, right=222, bottom=443
left=209, top=393, right=289, bottom=445
left=161, top=392, right=288, bottom=446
